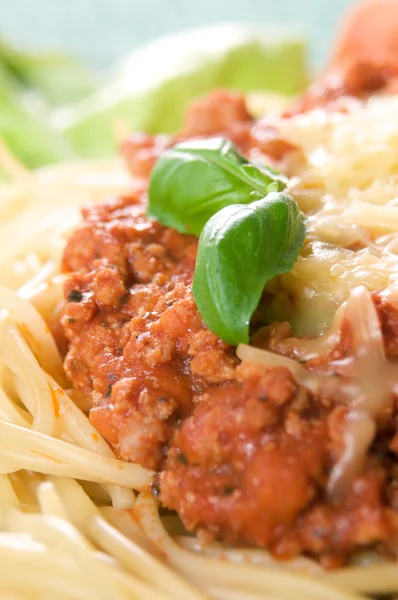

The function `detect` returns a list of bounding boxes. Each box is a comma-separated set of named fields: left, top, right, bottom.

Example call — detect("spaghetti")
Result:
left=0, top=158, right=365, bottom=600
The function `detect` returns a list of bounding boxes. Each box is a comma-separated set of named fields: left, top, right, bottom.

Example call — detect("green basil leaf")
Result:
left=148, top=136, right=287, bottom=235
left=192, top=191, right=306, bottom=345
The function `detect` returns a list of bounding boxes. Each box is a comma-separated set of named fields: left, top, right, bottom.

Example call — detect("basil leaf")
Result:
left=192, top=192, right=306, bottom=345
left=148, top=137, right=287, bottom=235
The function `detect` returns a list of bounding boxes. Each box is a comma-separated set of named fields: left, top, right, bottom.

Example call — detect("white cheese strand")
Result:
left=328, top=286, right=394, bottom=499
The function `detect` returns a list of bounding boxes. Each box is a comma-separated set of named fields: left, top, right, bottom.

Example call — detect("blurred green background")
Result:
left=0, top=0, right=359, bottom=169
left=1, top=0, right=355, bottom=72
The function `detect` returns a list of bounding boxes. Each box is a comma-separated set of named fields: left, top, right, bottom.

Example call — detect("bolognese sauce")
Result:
left=61, top=9, right=398, bottom=566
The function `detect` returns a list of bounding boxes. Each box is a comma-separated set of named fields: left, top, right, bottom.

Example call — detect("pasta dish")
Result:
left=2, top=1, right=398, bottom=598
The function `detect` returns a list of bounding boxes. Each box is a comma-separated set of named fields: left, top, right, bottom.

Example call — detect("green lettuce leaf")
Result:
left=55, top=24, right=308, bottom=158
left=0, top=39, right=95, bottom=107
left=0, top=63, right=74, bottom=168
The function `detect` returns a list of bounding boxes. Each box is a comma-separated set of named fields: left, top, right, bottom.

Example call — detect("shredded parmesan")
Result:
left=261, top=96, right=398, bottom=495
left=327, top=287, right=395, bottom=498
left=261, top=95, right=398, bottom=336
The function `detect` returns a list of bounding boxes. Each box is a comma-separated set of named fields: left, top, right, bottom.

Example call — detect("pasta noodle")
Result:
left=2, top=96, right=398, bottom=599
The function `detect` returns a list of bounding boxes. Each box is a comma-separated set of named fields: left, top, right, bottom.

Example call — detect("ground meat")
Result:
left=62, top=186, right=398, bottom=561
left=160, top=363, right=328, bottom=549
left=374, top=292, right=398, bottom=357
left=121, top=133, right=169, bottom=180
left=122, top=91, right=297, bottom=179
left=62, top=88, right=398, bottom=564
left=181, top=89, right=252, bottom=137
left=289, top=61, right=398, bottom=115
left=159, top=363, right=398, bottom=563
left=62, top=193, right=237, bottom=469
left=289, top=0, right=398, bottom=115
left=329, top=0, right=398, bottom=73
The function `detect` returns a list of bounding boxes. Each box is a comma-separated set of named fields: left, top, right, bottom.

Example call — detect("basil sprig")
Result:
left=192, top=192, right=306, bottom=345
left=148, top=137, right=287, bottom=235
left=148, top=137, right=306, bottom=345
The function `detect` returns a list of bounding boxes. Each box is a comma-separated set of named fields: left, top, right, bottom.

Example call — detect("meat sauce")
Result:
left=62, top=71, right=398, bottom=563
left=290, top=0, right=398, bottom=115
